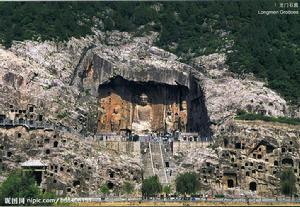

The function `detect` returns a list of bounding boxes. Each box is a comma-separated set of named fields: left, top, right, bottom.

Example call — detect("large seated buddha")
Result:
left=132, top=93, right=153, bottom=134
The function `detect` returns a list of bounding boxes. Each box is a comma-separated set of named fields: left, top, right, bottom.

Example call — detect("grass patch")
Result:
left=57, top=111, right=70, bottom=119
left=236, top=110, right=300, bottom=126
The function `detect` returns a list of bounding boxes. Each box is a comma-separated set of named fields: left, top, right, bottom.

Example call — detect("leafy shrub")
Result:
left=236, top=110, right=300, bottom=125
left=0, top=170, right=59, bottom=206
left=175, top=172, right=199, bottom=195
left=141, top=175, right=162, bottom=198
left=163, top=185, right=172, bottom=195
left=121, top=181, right=134, bottom=196
left=280, top=167, right=297, bottom=197
left=99, top=184, right=109, bottom=195
left=0, top=170, right=39, bottom=205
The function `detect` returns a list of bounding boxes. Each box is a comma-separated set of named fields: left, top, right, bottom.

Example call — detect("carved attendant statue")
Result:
left=179, top=100, right=188, bottom=132
left=174, top=112, right=180, bottom=131
left=98, top=99, right=107, bottom=130
left=110, top=106, right=122, bottom=132
left=132, top=93, right=153, bottom=134
left=165, top=109, right=174, bottom=133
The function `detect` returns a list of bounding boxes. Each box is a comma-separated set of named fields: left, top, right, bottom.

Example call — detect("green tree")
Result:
left=280, top=168, right=297, bottom=198
left=0, top=170, right=40, bottom=205
left=99, top=184, right=110, bottom=196
left=175, top=172, right=199, bottom=195
left=141, top=175, right=162, bottom=199
left=163, top=185, right=172, bottom=197
left=121, top=181, right=134, bottom=199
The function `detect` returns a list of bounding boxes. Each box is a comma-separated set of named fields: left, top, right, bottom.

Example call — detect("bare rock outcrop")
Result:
left=1, top=32, right=290, bottom=134
left=192, top=53, right=288, bottom=127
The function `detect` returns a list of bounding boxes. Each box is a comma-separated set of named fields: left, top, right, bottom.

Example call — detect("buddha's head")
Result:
left=113, top=106, right=121, bottom=114
left=139, top=93, right=149, bottom=106
left=181, top=101, right=187, bottom=110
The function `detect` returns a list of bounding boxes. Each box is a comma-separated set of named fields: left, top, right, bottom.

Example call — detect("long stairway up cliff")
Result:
left=141, top=142, right=155, bottom=179
left=141, top=141, right=169, bottom=185
left=150, top=142, right=168, bottom=185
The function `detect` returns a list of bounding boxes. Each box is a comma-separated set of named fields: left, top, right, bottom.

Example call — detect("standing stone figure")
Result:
left=110, top=106, right=122, bottom=132
left=179, top=100, right=188, bottom=132
left=174, top=112, right=180, bottom=131
left=165, top=109, right=174, bottom=133
left=98, top=99, right=107, bottom=131
left=132, top=93, right=153, bottom=134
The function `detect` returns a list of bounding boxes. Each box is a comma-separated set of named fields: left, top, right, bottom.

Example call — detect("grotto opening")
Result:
left=97, top=76, right=211, bottom=137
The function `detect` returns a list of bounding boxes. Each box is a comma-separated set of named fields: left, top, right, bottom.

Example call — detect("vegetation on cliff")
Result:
left=236, top=110, right=300, bottom=125
left=99, top=184, right=110, bottom=196
left=0, top=2, right=299, bottom=103
left=121, top=181, right=134, bottom=197
left=0, top=170, right=57, bottom=206
left=175, top=172, right=199, bottom=195
left=141, top=175, right=162, bottom=198
left=280, top=168, right=297, bottom=198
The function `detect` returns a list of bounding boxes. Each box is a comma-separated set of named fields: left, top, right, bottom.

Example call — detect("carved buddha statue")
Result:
left=132, top=93, right=153, bottom=134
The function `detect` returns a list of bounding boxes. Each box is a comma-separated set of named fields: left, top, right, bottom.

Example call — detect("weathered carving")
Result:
left=110, top=106, right=122, bottom=132
left=179, top=100, right=188, bottom=132
left=96, top=76, right=209, bottom=136
left=165, top=109, right=174, bottom=133
left=132, top=93, right=153, bottom=134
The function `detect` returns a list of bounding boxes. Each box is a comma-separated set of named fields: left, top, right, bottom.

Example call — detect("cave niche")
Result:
left=73, top=180, right=80, bottom=187
left=224, top=138, right=228, bottom=147
left=227, top=179, right=234, bottom=188
left=249, top=181, right=257, bottom=191
left=97, top=76, right=211, bottom=136
left=282, top=158, right=294, bottom=166
left=107, top=181, right=114, bottom=189
left=53, top=141, right=58, bottom=148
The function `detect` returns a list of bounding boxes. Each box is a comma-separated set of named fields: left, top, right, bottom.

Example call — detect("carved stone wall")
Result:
left=97, top=76, right=191, bottom=134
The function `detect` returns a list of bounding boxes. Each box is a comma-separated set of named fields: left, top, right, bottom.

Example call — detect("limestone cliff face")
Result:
left=73, top=43, right=191, bottom=96
left=192, top=53, right=288, bottom=125
left=0, top=31, right=291, bottom=134
left=0, top=127, right=141, bottom=196
left=217, top=120, right=300, bottom=196
left=0, top=30, right=297, bottom=197
left=173, top=120, right=300, bottom=196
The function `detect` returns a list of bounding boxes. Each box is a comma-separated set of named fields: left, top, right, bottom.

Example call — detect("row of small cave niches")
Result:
left=8, top=104, right=35, bottom=113
left=0, top=132, right=69, bottom=165
left=224, top=138, right=297, bottom=158
left=0, top=104, right=44, bottom=125
left=45, top=163, right=128, bottom=195
left=200, top=160, right=300, bottom=192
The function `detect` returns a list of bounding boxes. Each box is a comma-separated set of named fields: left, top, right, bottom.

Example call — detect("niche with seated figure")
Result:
left=97, top=76, right=211, bottom=136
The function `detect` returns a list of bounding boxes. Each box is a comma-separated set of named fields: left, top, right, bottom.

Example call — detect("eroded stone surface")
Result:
left=0, top=126, right=141, bottom=196
left=0, top=31, right=299, bottom=197
left=192, top=53, right=289, bottom=127
left=172, top=120, right=300, bottom=196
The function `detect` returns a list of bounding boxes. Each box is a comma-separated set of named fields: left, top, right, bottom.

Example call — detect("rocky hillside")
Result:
left=1, top=2, right=299, bottom=104
left=0, top=27, right=299, bottom=197
left=0, top=31, right=294, bottom=136
left=0, top=2, right=299, bottom=198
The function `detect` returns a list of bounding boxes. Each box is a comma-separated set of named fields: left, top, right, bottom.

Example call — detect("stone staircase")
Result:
left=142, top=142, right=155, bottom=179
left=161, top=141, right=175, bottom=183
left=141, top=141, right=170, bottom=185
